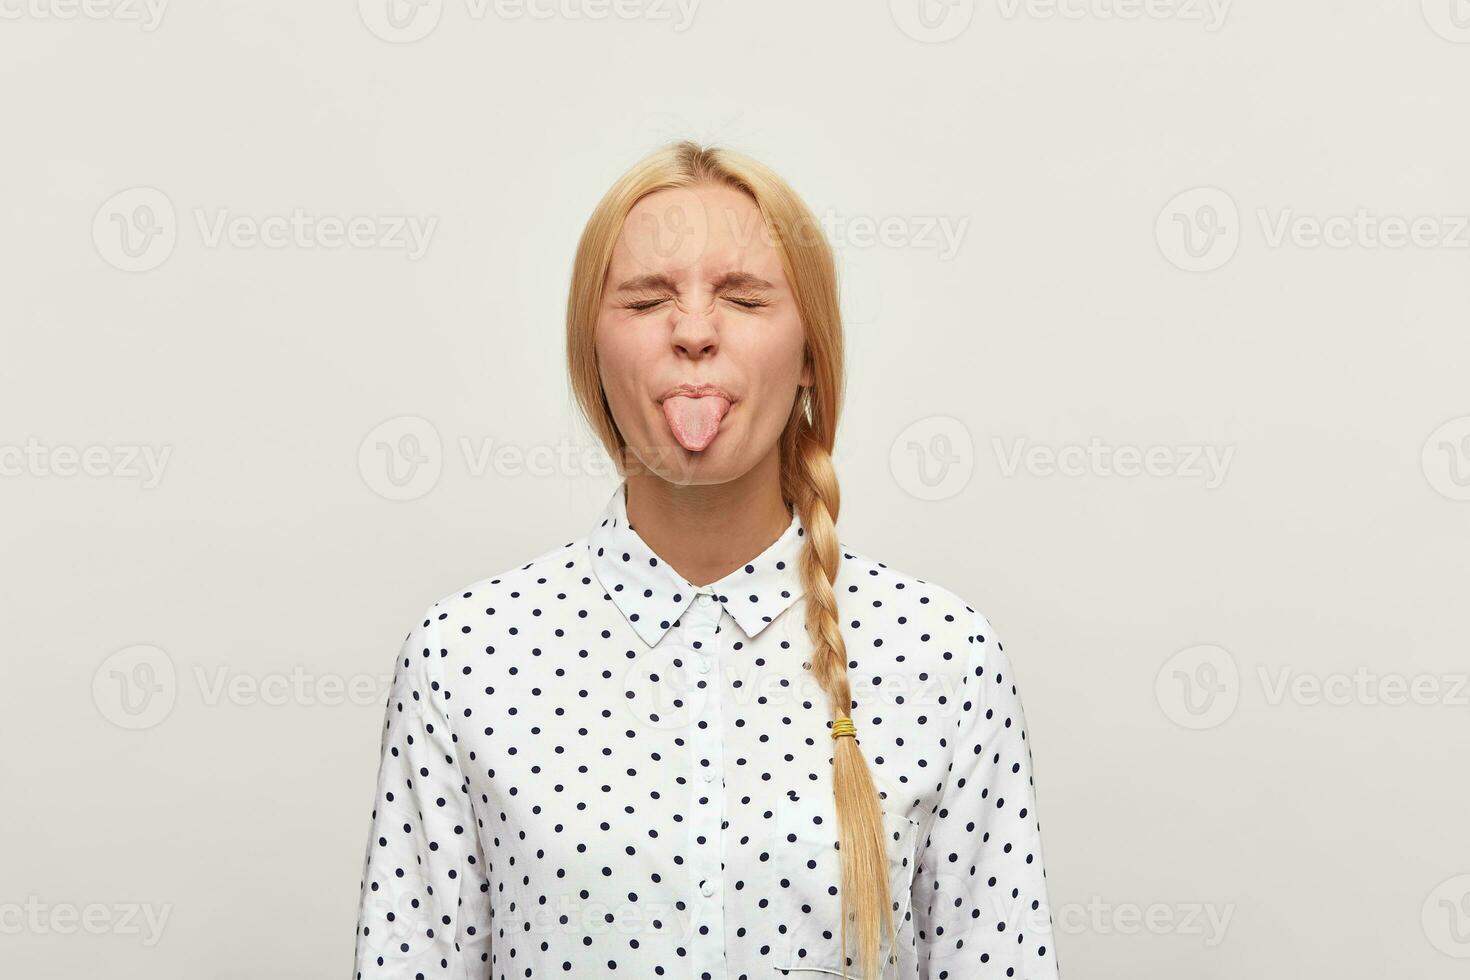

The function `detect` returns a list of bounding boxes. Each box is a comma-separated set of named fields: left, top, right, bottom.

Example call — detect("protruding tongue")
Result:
left=662, top=395, right=731, bottom=452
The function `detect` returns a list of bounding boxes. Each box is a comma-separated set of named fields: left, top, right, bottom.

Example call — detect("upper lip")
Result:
left=659, top=382, right=735, bottom=403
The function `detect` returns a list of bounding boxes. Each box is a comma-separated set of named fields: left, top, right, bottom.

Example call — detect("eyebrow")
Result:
left=612, top=271, right=777, bottom=293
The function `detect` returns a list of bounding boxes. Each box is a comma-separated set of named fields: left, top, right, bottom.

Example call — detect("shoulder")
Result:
left=833, top=542, right=1003, bottom=664
left=830, top=544, right=1032, bottom=742
left=408, top=535, right=590, bottom=637
left=835, top=543, right=992, bottom=630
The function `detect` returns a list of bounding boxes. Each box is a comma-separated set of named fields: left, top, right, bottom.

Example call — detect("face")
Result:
left=595, top=182, right=813, bottom=486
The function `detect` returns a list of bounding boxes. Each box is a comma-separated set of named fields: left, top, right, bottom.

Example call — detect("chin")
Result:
left=640, top=443, right=745, bottom=488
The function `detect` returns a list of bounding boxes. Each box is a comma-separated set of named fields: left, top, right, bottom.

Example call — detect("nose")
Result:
left=669, top=299, right=719, bottom=358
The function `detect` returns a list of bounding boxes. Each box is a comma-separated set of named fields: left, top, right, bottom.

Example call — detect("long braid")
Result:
left=784, top=415, right=897, bottom=980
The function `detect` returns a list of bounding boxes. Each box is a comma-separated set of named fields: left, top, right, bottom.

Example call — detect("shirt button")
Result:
left=697, top=594, right=714, bottom=606
left=701, top=881, right=715, bottom=897
left=702, top=769, right=715, bottom=782
left=696, top=657, right=710, bottom=674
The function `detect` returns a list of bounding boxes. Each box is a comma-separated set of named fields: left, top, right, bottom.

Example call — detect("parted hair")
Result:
left=565, top=139, right=895, bottom=979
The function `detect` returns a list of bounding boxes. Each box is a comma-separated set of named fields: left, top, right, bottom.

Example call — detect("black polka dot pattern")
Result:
left=352, top=479, right=1060, bottom=978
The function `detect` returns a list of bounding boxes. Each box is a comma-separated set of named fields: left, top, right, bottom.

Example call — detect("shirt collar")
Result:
left=586, top=479, right=808, bottom=647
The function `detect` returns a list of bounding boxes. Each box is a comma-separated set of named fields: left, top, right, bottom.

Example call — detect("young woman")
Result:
left=352, top=141, right=1060, bottom=979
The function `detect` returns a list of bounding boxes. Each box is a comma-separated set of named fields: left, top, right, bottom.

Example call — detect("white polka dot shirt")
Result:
left=353, top=479, right=1060, bottom=979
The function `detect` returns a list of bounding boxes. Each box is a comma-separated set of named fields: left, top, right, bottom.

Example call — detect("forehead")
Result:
left=609, top=183, right=786, bottom=282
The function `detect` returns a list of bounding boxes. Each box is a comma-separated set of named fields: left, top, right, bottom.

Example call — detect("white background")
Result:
left=2, top=2, right=1468, bottom=977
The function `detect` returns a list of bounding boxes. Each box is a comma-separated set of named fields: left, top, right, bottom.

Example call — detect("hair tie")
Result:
left=830, top=716, right=856, bottom=740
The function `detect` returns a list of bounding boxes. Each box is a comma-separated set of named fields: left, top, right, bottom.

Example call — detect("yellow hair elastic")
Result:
left=830, top=716, right=856, bottom=740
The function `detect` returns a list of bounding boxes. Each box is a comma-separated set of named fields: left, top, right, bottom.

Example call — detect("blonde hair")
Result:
left=566, top=140, right=895, bottom=979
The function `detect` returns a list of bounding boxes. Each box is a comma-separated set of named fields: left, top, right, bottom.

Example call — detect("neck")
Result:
left=623, top=452, right=793, bottom=588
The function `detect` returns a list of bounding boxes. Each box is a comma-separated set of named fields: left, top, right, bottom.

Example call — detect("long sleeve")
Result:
left=912, top=611, right=1060, bottom=979
left=352, top=606, right=492, bottom=978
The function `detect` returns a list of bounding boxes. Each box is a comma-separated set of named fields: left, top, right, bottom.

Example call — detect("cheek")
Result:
left=751, top=312, right=808, bottom=382
left=594, top=317, right=655, bottom=419
left=734, top=316, right=807, bottom=432
left=595, top=316, right=636, bottom=381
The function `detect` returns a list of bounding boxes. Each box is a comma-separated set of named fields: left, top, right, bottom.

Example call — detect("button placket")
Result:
left=683, top=589, right=727, bottom=980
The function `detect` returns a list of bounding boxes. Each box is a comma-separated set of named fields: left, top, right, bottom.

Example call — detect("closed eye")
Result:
left=623, top=298, right=667, bottom=312
left=621, top=295, right=771, bottom=313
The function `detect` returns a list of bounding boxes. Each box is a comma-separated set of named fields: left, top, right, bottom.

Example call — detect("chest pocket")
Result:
left=772, top=788, right=919, bottom=978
